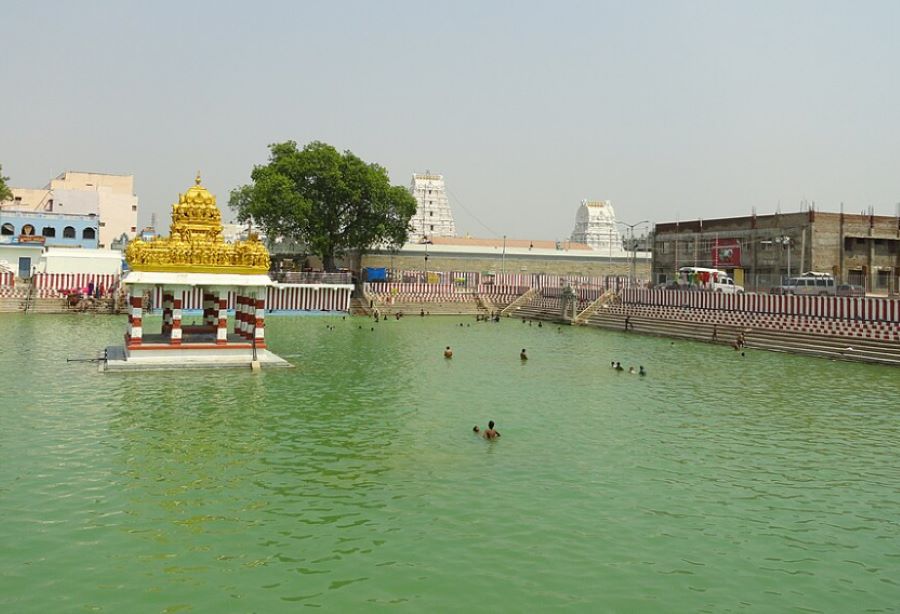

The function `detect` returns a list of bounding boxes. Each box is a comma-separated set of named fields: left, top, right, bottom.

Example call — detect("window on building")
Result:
left=41, top=226, right=56, bottom=237
left=130, top=226, right=136, bottom=232
left=131, top=205, right=137, bottom=211
left=430, top=225, right=434, bottom=231
left=1, top=223, right=14, bottom=235
left=429, top=211, right=433, bottom=216
left=99, top=222, right=106, bottom=227
left=21, top=224, right=34, bottom=235
left=63, top=226, right=76, bottom=238
left=83, top=228, right=96, bottom=240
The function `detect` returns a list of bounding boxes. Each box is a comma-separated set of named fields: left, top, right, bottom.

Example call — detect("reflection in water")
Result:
left=0, top=313, right=898, bottom=612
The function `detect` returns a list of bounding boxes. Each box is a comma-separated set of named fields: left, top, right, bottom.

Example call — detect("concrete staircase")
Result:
left=585, top=308, right=900, bottom=366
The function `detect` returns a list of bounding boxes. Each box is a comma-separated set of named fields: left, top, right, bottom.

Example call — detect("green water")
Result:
left=0, top=314, right=898, bottom=612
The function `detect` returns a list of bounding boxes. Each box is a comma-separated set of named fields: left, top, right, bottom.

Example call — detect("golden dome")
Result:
left=125, top=173, right=269, bottom=274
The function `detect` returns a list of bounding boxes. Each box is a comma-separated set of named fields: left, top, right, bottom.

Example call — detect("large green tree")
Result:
left=230, top=141, right=417, bottom=271
left=0, top=164, right=13, bottom=202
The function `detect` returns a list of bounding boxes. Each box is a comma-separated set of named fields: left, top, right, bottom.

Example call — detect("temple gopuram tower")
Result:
left=409, top=172, right=456, bottom=242
left=569, top=199, right=625, bottom=255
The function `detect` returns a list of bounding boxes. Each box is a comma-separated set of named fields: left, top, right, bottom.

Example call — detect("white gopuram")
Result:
left=570, top=200, right=626, bottom=255
left=409, top=172, right=456, bottom=242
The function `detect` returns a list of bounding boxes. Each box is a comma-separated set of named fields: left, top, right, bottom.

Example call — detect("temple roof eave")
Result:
left=122, top=271, right=274, bottom=287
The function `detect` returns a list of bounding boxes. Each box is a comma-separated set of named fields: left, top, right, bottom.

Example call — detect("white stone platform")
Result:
left=101, top=345, right=293, bottom=372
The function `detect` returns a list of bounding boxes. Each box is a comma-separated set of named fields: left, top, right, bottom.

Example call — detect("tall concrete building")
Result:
left=1, top=171, right=139, bottom=249
left=570, top=199, right=625, bottom=255
left=651, top=210, right=900, bottom=293
left=409, top=172, right=455, bottom=242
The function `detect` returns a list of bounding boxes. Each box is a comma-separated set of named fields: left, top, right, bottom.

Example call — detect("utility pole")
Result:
left=617, top=220, right=649, bottom=287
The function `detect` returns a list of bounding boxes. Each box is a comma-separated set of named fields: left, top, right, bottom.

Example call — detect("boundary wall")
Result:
left=382, top=270, right=636, bottom=290
left=621, top=289, right=900, bottom=324
left=146, top=284, right=352, bottom=313
left=0, top=272, right=14, bottom=286
left=34, top=272, right=120, bottom=294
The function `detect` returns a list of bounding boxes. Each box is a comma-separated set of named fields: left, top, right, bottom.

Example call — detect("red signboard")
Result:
left=18, top=235, right=46, bottom=244
left=712, top=238, right=741, bottom=268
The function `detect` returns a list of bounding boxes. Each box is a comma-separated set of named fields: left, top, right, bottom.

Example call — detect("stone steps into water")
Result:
left=586, top=310, right=900, bottom=366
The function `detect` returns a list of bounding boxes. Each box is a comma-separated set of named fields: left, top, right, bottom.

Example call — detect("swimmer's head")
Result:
left=473, top=426, right=479, bottom=433
left=488, top=420, right=495, bottom=429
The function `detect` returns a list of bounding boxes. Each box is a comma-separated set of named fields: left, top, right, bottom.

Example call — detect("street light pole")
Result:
left=501, top=235, right=506, bottom=276
left=617, top=220, right=649, bottom=287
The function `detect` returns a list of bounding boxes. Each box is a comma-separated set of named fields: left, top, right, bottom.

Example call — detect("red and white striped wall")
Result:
left=620, top=289, right=900, bottom=324
left=0, top=271, right=14, bottom=287
left=146, top=284, right=352, bottom=313
left=266, top=285, right=352, bottom=312
left=33, top=272, right=121, bottom=294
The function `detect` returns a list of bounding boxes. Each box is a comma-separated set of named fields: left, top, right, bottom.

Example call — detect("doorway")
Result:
left=18, top=257, right=32, bottom=279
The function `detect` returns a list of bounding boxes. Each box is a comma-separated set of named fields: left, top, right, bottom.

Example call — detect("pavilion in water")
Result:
left=103, top=174, right=290, bottom=371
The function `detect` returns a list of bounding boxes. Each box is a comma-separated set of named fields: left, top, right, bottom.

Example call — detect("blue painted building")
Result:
left=0, top=210, right=99, bottom=249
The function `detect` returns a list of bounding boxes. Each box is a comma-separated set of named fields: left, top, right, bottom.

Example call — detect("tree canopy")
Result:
left=229, top=141, right=417, bottom=271
left=0, top=164, right=12, bottom=202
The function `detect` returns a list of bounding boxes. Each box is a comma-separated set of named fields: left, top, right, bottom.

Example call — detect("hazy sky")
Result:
left=3, top=1, right=899, bottom=241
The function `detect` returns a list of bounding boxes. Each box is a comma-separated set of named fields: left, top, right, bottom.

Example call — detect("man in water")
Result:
left=520, top=348, right=528, bottom=360
left=614, top=362, right=624, bottom=371
left=639, top=366, right=646, bottom=376
left=473, top=426, right=480, bottom=434
left=444, top=346, right=453, bottom=358
left=483, top=420, right=500, bottom=439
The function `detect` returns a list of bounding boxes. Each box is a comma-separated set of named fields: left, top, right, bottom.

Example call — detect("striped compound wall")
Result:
left=33, top=273, right=121, bottom=294
left=620, top=289, right=900, bottom=324
left=386, top=271, right=637, bottom=291
left=146, top=285, right=352, bottom=313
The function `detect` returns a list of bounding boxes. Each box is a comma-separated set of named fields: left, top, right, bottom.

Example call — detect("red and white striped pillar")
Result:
left=216, top=297, right=228, bottom=345
left=242, top=294, right=255, bottom=339
left=234, top=295, right=243, bottom=335
left=126, top=294, right=143, bottom=348
left=203, top=292, right=216, bottom=326
left=170, top=298, right=183, bottom=346
left=254, top=292, right=266, bottom=349
left=162, top=292, right=174, bottom=334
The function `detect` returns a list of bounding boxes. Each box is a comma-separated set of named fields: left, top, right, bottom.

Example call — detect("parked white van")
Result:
left=772, top=272, right=836, bottom=296
left=676, top=267, right=744, bottom=294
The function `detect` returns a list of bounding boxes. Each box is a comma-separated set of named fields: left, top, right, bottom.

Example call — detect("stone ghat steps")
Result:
left=604, top=303, right=899, bottom=338
left=509, top=304, right=563, bottom=322
left=0, top=297, right=69, bottom=313
left=587, top=311, right=900, bottom=366
left=0, top=297, right=123, bottom=314
left=371, top=300, right=488, bottom=316
left=349, top=297, right=371, bottom=316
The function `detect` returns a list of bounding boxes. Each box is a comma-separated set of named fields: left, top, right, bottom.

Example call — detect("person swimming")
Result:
left=639, top=365, right=646, bottom=376
left=482, top=420, right=500, bottom=439
left=628, top=366, right=636, bottom=374
left=444, top=346, right=453, bottom=358
left=614, top=362, right=624, bottom=371
left=520, top=348, right=528, bottom=360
